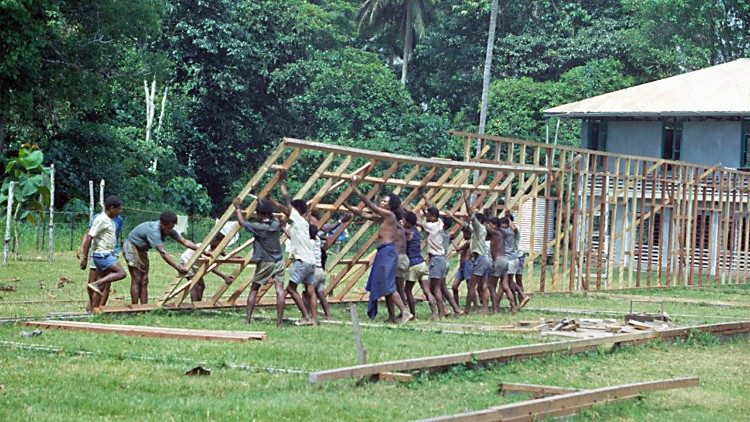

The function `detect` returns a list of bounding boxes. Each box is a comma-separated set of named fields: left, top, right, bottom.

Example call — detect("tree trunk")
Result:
left=473, top=0, right=499, bottom=183
left=401, top=4, right=413, bottom=86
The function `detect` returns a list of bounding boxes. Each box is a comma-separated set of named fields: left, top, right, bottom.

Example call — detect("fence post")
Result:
left=99, top=179, right=105, bottom=210
left=48, top=164, right=55, bottom=262
left=88, top=180, right=94, bottom=225
left=3, top=181, right=14, bottom=266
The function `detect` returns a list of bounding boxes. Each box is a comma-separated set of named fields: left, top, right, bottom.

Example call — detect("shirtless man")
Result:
left=348, top=176, right=411, bottom=323
left=344, top=198, right=407, bottom=323
left=487, top=216, right=518, bottom=314
left=452, top=226, right=474, bottom=310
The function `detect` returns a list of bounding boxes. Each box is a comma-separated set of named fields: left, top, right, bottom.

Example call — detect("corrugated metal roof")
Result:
left=544, top=58, right=750, bottom=118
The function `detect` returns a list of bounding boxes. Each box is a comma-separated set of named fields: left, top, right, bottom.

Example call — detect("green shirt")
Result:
left=468, top=215, right=490, bottom=257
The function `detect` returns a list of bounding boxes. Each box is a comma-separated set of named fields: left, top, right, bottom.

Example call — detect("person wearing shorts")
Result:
left=457, top=191, right=492, bottom=315
left=124, top=211, right=201, bottom=304
left=233, top=197, right=286, bottom=326
left=179, top=233, right=234, bottom=302
left=309, top=224, right=331, bottom=320
left=403, top=211, right=438, bottom=319
left=77, top=196, right=127, bottom=311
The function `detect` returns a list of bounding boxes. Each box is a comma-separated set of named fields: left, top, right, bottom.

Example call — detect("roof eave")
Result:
left=542, top=111, right=750, bottom=119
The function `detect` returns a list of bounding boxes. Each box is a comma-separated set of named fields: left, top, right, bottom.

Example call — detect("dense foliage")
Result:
left=1, top=0, right=747, bottom=214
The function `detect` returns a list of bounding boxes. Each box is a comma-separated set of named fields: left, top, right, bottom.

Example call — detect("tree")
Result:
left=1, top=145, right=50, bottom=255
left=357, top=0, right=432, bottom=85
left=624, top=0, right=750, bottom=71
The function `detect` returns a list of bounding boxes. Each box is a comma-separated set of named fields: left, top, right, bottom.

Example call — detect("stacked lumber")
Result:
left=24, top=320, right=267, bottom=342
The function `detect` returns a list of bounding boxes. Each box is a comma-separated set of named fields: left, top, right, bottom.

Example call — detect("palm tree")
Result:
left=357, top=0, right=431, bottom=86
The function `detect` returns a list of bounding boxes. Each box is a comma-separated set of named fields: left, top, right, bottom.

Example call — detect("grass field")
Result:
left=1, top=251, right=749, bottom=420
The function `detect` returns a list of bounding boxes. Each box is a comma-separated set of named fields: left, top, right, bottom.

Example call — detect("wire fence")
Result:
left=1, top=206, right=240, bottom=258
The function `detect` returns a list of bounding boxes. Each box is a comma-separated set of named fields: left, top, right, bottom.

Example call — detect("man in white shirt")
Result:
left=77, top=196, right=127, bottom=310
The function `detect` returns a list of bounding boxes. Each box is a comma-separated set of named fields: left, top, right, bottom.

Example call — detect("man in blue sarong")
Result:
left=348, top=175, right=412, bottom=323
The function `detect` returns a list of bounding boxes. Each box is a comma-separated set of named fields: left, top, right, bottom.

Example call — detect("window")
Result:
left=742, top=121, right=750, bottom=168
left=662, top=122, right=682, bottom=161
left=588, top=121, right=608, bottom=151
left=588, top=121, right=607, bottom=169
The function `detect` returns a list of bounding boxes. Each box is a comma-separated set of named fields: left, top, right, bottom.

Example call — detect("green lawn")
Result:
left=1, top=252, right=749, bottom=420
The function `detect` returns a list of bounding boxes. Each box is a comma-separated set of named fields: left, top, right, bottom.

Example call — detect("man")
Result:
left=77, top=196, right=127, bottom=310
left=348, top=175, right=411, bottom=323
left=505, top=211, right=530, bottom=308
left=179, top=233, right=234, bottom=302
left=456, top=191, right=491, bottom=315
left=278, top=170, right=316, bottom=325
left=233, top=197, right=287, bottom=326
left=344, top=201, right=407, bottom=323
left=123, top=211, right=200, bottom=304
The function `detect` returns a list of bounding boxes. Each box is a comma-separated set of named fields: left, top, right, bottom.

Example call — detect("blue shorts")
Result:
left=455, top=260, right=474, bottom=282
left=471, top=254, right=491, bottom=278
left=289, top=260, right=316, bottom=285
left=92, top=252, right=117, bottom=272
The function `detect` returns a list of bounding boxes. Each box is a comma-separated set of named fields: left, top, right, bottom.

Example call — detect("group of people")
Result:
left=77, top=173, right=530, bottom=325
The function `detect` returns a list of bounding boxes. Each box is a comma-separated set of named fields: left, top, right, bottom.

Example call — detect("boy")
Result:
left=452, top=226, right=474, bottom=309
left=403, top=210, right=439, bottom=319
left=457, top=191, right=491, bottom=315
left=123, top=211, right=201, bottom=304
left=310, top=224, right=332, bottom=320
left=418, top=190, right=462, bottom=316
left=348, top=175, right=411, bottom=323
left=78, top=212, right=123, bottom=309
left=233, top=197, right=287, bottom=325
left=179, top=233, right=234, bottom=302
left=505, top=211, right=529, bottom=308
left=278, top=170, right=316, bottom=325
left=78, top=196, right=127, bottom=310
left=486, top=217, right=517, bottom=314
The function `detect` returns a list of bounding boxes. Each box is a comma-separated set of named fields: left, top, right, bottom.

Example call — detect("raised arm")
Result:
left=343, top=202, right=381, bottom=222
left=349, top=176, right=389, bottom=219
left=277, top=170, right=293, bottom=215
left=461, top=191, right=475, bottom=217
left=418, top=187, right=434, bottom=215
left=232, top=197, right=248, bottom=227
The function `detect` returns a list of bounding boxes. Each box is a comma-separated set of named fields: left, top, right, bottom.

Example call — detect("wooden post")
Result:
left=3, top=181, right=14, bottom=266
left=88, top=180, right=94, bottom=224
left=48, top=164, right=55, bottom=263
left=349, top=304, right=366, bottom=365
left=99, top=179, right=105, bottom=210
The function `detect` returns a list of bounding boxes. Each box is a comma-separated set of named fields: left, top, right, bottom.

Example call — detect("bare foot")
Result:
left=397, top=313, right=412, bottom=325
left=87, top=283, right=102, bottom=296
left=510, top=307, right=518, bottom=315
left=276, top=320, right=284, bottom=327
left=519, top=297, right=530, bottom=309
left=455, top=310, right=465, bottom=316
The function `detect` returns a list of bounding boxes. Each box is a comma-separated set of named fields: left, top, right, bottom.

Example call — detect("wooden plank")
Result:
left=617, top=159, right=632, bottom=289
left=596, top=156, right=608, bottom=289
left=539, top=148, right=554, bottom=291
left=551, top=151, right=567, bottom=290
left=645, top=163, right=658, bottom=287
left=308, top=322, right=749, bottom=383
left=24, top=321, right=267, bottom=342
left=284, top=137, right=548, bottom=174
left=604, top=157, right=620, bottom=290
left=372, top=372, right=413, bottom=382
left=635, top=162, right=648, bottom=287
left=585, top=292, right=750, bottom=309
left=626, top=161, right=641, bottom=288
left=499, top=383, right=578, bottom=398
left=424, top=377, right=699, bottom=422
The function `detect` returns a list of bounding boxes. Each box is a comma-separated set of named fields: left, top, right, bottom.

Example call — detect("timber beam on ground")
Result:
left=24, top=320, right=267, bottom=342
left=498, top=383, right=579, bottom=399
left=307, top=322, right=749, bottom=383
left=424, top=377, right=700, bottom=421
left=585, top=292, right=750, bottom=309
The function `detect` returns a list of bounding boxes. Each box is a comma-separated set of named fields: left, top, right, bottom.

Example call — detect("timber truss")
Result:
left=100, top=136, right=546, bottom=313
